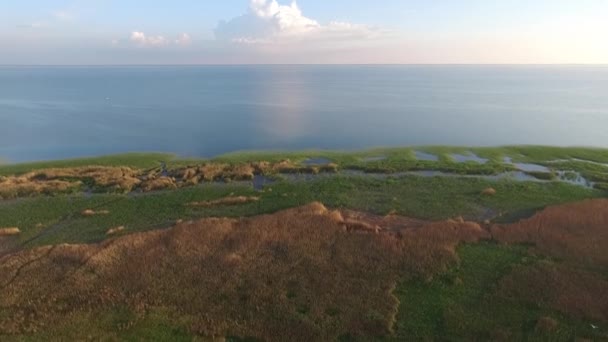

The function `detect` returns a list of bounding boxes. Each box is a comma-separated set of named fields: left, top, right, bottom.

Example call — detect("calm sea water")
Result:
left=1, top=65, right=607, bottom=163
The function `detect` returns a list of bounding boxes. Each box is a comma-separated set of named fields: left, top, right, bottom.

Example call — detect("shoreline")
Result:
left=2, top=145, right=607, bottom=193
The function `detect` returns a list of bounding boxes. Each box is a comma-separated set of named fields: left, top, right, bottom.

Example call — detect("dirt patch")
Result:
left=0, top=203, right=488, bottom=340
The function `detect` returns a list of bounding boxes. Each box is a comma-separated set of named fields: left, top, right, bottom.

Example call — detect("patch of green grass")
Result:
left=0, top=184, right=263, bottom=248
left=525, top=171, right=556, bottom=181
left=2, top=147, right=607, bottom=203
left=539, top=160, right=608, bottom=182
left=0, top=175, right=602, bottom=250
left=267, top=175, right=602, bottom=220
left=208, top=146, right=608, bottom=178
left=505, top=146, right=608, bottom=164
left=0, top=153, right=176, bottom=176
left=391, top=243, right=607, bottom=341
left=214, top=147, right=515, bottom=175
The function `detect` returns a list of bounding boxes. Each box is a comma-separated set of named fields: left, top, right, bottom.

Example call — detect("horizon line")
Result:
left=1, top=63, right=608, bottom=67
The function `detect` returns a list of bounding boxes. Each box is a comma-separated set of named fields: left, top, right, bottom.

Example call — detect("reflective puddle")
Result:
left=451, top=153, right=488, bottom=164
left=415, top=151, right=439, bottom=161
left=302, top=158, right=333, bottom=166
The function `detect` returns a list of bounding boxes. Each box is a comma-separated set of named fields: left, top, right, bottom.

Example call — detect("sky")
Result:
left=1, top=0, right=607, bottom=64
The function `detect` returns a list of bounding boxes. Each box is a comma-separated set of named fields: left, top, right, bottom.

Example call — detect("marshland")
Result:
left=0, top=146, right=607, bottom=340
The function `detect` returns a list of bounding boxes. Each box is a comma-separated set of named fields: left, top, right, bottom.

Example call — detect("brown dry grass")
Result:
left=0, top=228, right=20, bottom=236
left=106, top=226, right=125, bottom=236
left=171, top=163, right=263, bottom=183
left=0, top=160, right=341, bottom=199
left=535, top=316, right=559, bottom=333
left=0, top=177, right=80, bottom=199
left=491, top=199, right=608, bottom=268
left=81, top=209, right=110, bottom=217
left=27, top=166, right=142, bottom=192
left=490, top=199, right=608, bottom=324
left=0, top=203, right=488, bottom=340
left=140, top=176, right=177, bottom=192
left=498, top=262, right=608, bottom=323
left=482, top=187, right=497, bottom=196
left=186, top=196, right=260, bottom=208
left=0, top=166, right=141, bottom=199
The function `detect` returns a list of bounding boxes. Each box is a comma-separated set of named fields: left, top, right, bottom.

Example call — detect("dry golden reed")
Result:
left=0, top=202, right=487, bottom=340
left=0, top=228, right=20, bottom=236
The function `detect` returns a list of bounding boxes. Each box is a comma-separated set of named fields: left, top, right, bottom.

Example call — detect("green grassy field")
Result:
left=0, top=174, right=603, bottom=249
left=0, top=146, right=606, bottom=249
left=4, top=145, right=607, bottom=177
left=0, top=152, right=176, bottom=176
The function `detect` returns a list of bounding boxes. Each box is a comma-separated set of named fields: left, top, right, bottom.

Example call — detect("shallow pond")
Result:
left=502, top=157, right=552, bottom=173
left=513, top=163, right=551, bottom=173
left=451, top=153, right=488, bottom=164
left=415, top=151, right=439, bottom=162
left=302, top=158, right=333, bottom=166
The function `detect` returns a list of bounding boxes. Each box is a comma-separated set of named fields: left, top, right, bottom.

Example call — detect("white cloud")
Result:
left=127, top=32, right=193, bottom=48
left=215, top=0, right=380, bottom=44
left=175, top=33, right=192, bottom=46
left=130, top=31, right=169, bottom=47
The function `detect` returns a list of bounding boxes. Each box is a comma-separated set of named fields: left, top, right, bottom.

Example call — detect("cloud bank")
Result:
left=215, top=0, right=380, bottom=44
left=116, top=0, right=380, bottom=60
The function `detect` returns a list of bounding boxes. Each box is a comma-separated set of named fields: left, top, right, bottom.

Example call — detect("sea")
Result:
left=1, top=65, right=607, bottom=163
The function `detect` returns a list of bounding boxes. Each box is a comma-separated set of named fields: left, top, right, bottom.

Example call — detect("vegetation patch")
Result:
left=498, top=261, right=608, bottom=323
left=0, top=148, right=607, bottom=340
left=81, top=209, right=110, bottom=216
left=186, top=196, right=261, bottom=208
left=106, top=226, right=126, bottom=236
left=524, top=171, right=556, bottom=181
left=392, top=242, right=606, bottom=341
left=0, top=203, right=489, bottom=341
left=0, top=228, right=20, bottom=237
left=1, top=146, right=607, bottom=200
left=491, top=199, right=608, bottom=270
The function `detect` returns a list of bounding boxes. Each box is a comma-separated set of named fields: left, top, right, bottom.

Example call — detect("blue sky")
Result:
left=1, top=0, right=607, bottom=64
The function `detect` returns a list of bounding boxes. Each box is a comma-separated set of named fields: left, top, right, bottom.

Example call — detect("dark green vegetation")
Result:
left=1, top=146, right=608, bottom=341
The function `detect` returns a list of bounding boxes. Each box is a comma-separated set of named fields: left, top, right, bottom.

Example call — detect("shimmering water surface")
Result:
left=1, top=65, right=607, bottom=162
